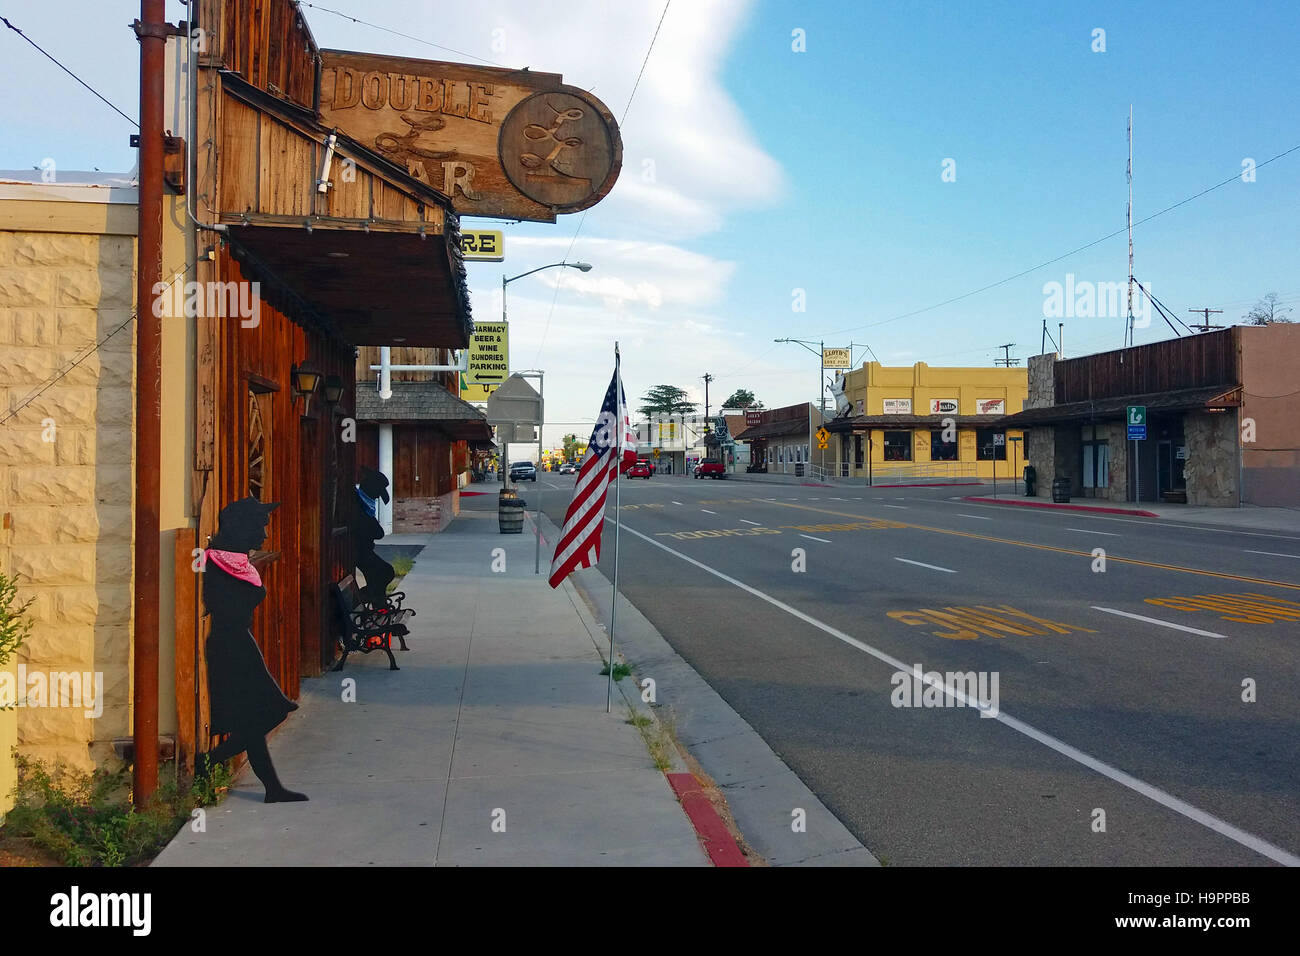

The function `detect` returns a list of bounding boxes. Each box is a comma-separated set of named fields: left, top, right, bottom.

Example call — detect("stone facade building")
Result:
left=0, top=176, right=139, bottom=804
left=1003, top=324, right=1300, bottom=507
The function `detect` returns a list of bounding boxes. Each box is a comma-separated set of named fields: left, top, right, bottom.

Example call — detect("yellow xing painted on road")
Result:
left=767, top=500, right=1300, bottom=592
left=1146, top=592, right=1300, bottom=624
left=889, top=604, right=1098, bottom=642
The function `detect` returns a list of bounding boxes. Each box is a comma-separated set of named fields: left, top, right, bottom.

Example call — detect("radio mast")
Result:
left=1126, top=105, right=1135, bottom=348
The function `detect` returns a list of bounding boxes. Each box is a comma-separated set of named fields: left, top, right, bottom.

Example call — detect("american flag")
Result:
left=548, top=357, right=639, bottom=589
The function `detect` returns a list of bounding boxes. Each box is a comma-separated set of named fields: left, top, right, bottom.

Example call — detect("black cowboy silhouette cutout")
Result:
left=195, top=496, right=307, bottom=803
left=352, top=466, right=396, bottom=606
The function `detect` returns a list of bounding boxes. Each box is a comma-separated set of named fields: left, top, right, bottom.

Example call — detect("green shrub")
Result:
left=3, top=755, right=232, bottom=867
left=0, top=571, right=34, bottom=679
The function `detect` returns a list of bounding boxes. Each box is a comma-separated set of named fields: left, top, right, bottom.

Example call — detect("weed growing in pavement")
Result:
left=3, top=755, right=232, bottom=867
left=600, top=661, right=632, bottom=681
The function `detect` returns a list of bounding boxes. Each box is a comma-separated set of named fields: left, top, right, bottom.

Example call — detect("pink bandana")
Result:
left=205, top=549, right=262, bottom=587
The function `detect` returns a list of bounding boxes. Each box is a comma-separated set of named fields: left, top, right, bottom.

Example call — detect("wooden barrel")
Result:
left=498, top=496, right=525, bottom=533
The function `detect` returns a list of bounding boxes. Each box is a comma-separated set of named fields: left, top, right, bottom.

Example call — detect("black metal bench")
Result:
left=331, top=575, right=413, bottom=672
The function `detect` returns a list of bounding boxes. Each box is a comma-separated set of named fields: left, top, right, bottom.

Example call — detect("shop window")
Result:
left=930, top=429, right=958, bottom=462
left=1083, top=438, right=1109, bottom=489
left=883, top=430, right=912, bottom=462
left=976, top=428, right=1007, bottom=461
left=854, top=435, right=865, bottom=468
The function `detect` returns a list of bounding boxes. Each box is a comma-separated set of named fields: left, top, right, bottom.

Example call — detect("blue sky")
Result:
left=1, top=0, right=1297, bottom=442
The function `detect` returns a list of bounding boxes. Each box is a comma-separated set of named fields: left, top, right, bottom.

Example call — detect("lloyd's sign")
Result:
left=319, top=51, right=623, bottom=222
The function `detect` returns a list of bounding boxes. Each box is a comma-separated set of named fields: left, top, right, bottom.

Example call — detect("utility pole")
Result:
left=702, top=372, right=713, bottom=434
left=1187, top=308, right=1224, bottom=332
left=1125, top=105, right=1136, bottom=348
left=131, top=0, right=165, bottom=807
left=994, top=343, right=1019, bottom=367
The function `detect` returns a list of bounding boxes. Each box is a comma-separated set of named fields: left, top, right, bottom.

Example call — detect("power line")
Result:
left=816, top=141, right=1300, bottom=339
left=0, top=15, right=138, bottom=127
left=1187, top=307, right=1224, bottom=332
left=1, top=254, right=199, bottom=427
left=298, top=2, right=514, bottom=69
left=533, top=0, right=672, bottom=364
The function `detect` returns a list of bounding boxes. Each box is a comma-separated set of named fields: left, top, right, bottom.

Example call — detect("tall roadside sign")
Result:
left=466, top=322, right=509, bottom=397
left=1127, top=405, right=1146, bottom=502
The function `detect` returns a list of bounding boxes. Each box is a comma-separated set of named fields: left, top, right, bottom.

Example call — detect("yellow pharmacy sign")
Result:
left=466, top=321, right=509, bottom=387
left=460, top=230, right=504, bottom=261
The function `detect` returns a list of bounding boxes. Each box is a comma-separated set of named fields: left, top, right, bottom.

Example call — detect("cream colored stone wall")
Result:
left=0, top=226, right=135, bottom=774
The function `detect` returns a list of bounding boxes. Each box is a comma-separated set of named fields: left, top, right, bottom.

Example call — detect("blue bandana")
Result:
left=356, top=486, right=377, bottom=518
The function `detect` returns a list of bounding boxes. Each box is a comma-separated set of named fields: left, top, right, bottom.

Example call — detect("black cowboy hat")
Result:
left=218, top=496, right=281, bottom=527
left=359, top=466, right=391, bottom=504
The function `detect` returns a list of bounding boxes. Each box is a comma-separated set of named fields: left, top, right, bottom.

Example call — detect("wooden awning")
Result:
left=215, top=72, right=472, bottom=348
left=998, top=385, right=1242, bottom=428
left=355, top=381, right=492, bottom=441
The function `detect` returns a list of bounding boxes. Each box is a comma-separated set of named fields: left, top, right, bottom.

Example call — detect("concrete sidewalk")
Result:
left=154, top=501, right=707, bottom=867
left=964, top=494, right=1300, bottom=533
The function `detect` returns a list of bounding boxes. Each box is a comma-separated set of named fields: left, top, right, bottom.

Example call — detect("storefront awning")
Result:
left=356, top=381, right=492, bottom=441
left=739, top=418, right=809, bottom=441
left=997, top=385, right=1241, bottom=428
left=826, top=414, right=1004, bottom=432
left=215, top=73, right=472, bottom=348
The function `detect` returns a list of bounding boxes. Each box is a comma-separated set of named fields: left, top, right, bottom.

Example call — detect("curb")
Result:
left=666, top=773, right=750, bottom=867
left=963, top=496, right=1160, bottom=518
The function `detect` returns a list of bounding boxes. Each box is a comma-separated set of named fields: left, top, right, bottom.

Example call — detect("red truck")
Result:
left=693, top=459, right=727, bottom=479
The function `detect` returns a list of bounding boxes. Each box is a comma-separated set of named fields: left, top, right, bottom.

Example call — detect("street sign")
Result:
left=459, top=229, right=504, bottom=261
left=1128, top=424, right=1147, bottom=441
left=487, top=374, right=542, bottom=427
left=1127, top=405, right=1146, bottom=426
left=993, top=433, right=1006, bottom=446
left=816, top=426, right=830, bottom=449
left=466, top=321, right=509, bottom=387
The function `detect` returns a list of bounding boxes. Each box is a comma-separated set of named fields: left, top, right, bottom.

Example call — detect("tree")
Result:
left=562, top=433, right=582, bottom=462
left=637, top=385, right=697, bottom=418
left=721, top=388, right=763, bottom=410
left=1243, top=292, right=1294, bottom=325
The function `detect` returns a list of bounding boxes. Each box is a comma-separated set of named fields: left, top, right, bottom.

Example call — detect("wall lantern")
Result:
left=291, top=364, right=323, bottom=413
left=323, top=374, right=345, bottom=406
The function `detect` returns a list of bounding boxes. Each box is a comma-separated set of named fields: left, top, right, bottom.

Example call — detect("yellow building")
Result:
left=826, top=362, right=1028, bottom=481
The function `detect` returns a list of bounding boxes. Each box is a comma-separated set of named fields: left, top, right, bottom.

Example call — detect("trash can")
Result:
left=1023, top=464, right=1037, bottom=497
left=794, top=462, right=805, bottom=478
left=1051, top=476, right=1071, bottom=503
left=498, top=491, right=526, bottom=533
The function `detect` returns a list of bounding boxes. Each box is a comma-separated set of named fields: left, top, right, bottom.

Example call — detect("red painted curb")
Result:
left=666, top=772, right=749, bottom=867
left=963, top=496, right=1159, bottom=518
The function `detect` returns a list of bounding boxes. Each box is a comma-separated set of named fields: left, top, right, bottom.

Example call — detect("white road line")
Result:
left=1091, top=606, right=1229, bottom=639
left=700, top=509, right=717, bottom=515
left=1068, top=528, right=1120, bottom=536
left=956, top=513, right=992, bottom=520
left=894, top=557, right=957, bottom=574
left=882, top=504, right=907, bottom=510
left=607, top=518, right=1300, bottom=867
left=1245, top=549, right=1300, bottom=559
left=830, top=496, right=845, bottom=500
left=672, top=501, right=683, bottom=505
left=739, top=518, right=762, bottom=526
left=799, top=533, right=832, bottom=543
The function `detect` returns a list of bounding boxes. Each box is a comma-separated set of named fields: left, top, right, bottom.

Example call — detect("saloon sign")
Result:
left=319, top=51, right=622, bottom=222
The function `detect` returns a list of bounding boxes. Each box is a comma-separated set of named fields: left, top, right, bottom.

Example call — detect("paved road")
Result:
left=535, top=473, right=1300, bottom=866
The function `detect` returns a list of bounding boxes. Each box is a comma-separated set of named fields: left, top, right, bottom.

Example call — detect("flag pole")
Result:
left=607, top=342, right=622, bottom=713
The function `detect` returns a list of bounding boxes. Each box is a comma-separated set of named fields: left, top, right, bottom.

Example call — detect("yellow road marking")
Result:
left=767, top=500, right=1300, bottom=591
left=888, top=604, right=1098, bottom=641
left=1146, top=592, right=1300, bottom=624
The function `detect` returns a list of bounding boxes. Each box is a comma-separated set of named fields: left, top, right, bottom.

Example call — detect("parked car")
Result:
left=629, top=460, right=653, bottom=479
left=694, top=459, right=727, bottom=479
left=559, top=462, right=577, bottom=475
left=509, top=461, right=538, bottom=482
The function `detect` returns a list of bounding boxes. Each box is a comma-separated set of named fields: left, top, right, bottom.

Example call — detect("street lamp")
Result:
left=501, top=261, right=593, bottom=572
left=774, top=337, right=826, bottom=477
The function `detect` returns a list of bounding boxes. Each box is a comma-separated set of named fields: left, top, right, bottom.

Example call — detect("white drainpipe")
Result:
left=378, top=346, right=394, bottom=533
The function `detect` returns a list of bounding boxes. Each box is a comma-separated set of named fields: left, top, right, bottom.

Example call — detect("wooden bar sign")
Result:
left=318, top=51, right=622, bottom=223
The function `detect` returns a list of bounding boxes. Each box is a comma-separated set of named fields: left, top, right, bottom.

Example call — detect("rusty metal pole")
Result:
left=132, top=0, right=166, bottom=806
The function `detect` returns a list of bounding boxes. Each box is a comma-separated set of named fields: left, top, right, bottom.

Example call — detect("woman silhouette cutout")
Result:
left=194, top=496, right=307, bottom=803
